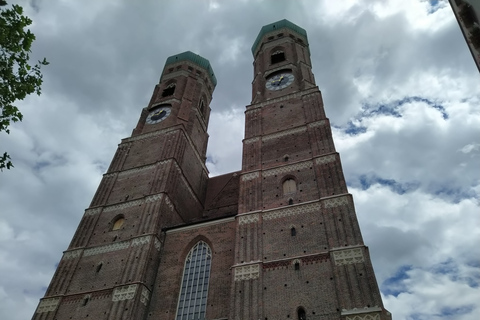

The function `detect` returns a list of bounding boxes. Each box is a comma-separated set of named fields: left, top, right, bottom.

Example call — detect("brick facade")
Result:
left=33, top=20, right=391, bottom=320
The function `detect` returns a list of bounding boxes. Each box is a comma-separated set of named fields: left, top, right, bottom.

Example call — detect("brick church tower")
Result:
left=33, top=20, right=391, bottom=320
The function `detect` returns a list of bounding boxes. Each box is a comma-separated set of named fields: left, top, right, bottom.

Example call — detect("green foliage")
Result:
left=0, top=1, right=48, bottom=170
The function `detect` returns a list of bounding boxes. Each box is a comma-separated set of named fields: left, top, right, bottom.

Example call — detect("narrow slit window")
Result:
left=162, top=83, right=176, bottom=97
left=298, top=307, right=306, bottom=320
left=175, top=241, right=212, bottom=320
left=291, top=227, right=296, bottom=236
left=271, top=50, right=285, bottom=64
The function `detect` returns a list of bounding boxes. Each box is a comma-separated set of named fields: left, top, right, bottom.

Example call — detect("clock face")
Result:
left=265, top=72, right=294, bottom=91
left=146, top=105, right=171, bottom=124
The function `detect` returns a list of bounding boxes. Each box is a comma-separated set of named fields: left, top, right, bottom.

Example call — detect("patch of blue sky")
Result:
left=431, top=184, right=476, bottom=203
left=398, top=96, right=448, bottom=119
left=354, top=174, right=420, bottom=194
left=430, top=259, right=480, bottom=288
left=33, top=161, right=51, bottom=171
left=430, top=258, right=458, bottom=275
left=344, top=120, right=367, bottom=135
left=439, top=305, right=475, bottom=317
left=427, top=0, right=442, bottom=14
left=355, top=96, right=448, bottom=122
left=382, top=265, right=413, bottom=297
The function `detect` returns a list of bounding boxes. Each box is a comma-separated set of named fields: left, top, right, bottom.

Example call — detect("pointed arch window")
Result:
left=175, top=241, right=212, bottom=320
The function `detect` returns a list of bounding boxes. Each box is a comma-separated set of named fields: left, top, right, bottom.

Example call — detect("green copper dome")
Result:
left=251, top=19, right=309, bottom=55
left=164, top=51, right=217, bottom=86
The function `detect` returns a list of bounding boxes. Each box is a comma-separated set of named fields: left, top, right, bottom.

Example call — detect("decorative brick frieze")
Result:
left=315, top=154, right=336, bottom=164
left=323, top=195, right=349, bottom=208
left=307, top=120, right=326, bottom=128
left=234, top=263, right=260, bottom=281
left=346, top=314, right=380, bottom=320
left=262, top=160, right=312, bottom=177
left=85, top=207, right=102, bottom=216
left=332, top=247, right=365, bottom=266
left=118, top=163, right=157, bottom=178
left=140, top=286, right=150, bottom=306
left=103, top=199, right=143, bottom=212
left=84, top=241, right=130, bottom=257
left=244, top=137, right=259, bottom=144
left=131, top=235, right=151, bottom=247
left=70, top=235, right=159, bottom=259
left=262, top=126, right=306, bottom=142
left=263, top=260, right=290, bottom=270
left=301, top=253, right=330, bottom=265
left=263, top=201, right=321, bottom=220
left=154, top=237, right=161, bottom=251
left=342, top=307, right=382, bottom=320
left=245, top=107, right=261, bottom=115
left=238, top=213, right=260, bottom=225
left=164, top=195, right=174, bottom=211
left=241, top=171, right=259, bottom=181
left=62, top=249, right=83, bottom=260
left=145, top=193, right=163, bottom=203
left=35, top=297, right=60, bottom=313
left=112, top=284, right=138, bottom=302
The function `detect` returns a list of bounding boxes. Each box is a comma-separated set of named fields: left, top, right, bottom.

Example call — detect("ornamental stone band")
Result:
left=263, top=202, right=321, bottom=220
left=234, top=264, right=260, bottom=281
left=112, top=284, right=138, bottom=302
left=241, top=171, right=259, bottom=181
left=35, top=297, right=60, bottom=313
left=238, top=213, right=260, bottom=225
left=332, top=247, right=365, bottom=266
left=323, top=195, right=349, bottom=208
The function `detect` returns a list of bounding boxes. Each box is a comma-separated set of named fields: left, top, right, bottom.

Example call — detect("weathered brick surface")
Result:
left=33, top=23, right=391, bottom=320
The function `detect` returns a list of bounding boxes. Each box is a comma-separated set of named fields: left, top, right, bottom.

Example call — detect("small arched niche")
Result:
left=297, top=307, right=307, bottom=320
left=283, top=178, right=297, bottom=195
left=111, top=216, right=125, bottom=231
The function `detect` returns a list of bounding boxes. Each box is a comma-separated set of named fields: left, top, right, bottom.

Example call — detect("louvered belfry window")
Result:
left=175, top=241, right=212, bottom=320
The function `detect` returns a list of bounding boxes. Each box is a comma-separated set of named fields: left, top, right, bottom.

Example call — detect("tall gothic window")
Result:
left=175, top=241, right=212, bottom=320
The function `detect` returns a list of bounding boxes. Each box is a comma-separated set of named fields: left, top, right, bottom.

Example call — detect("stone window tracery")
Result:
left=175, top=241, right=212, bottom=320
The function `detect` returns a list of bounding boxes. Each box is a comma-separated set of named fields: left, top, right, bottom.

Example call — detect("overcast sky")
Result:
left=0, top=0, right=479, bottom=319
